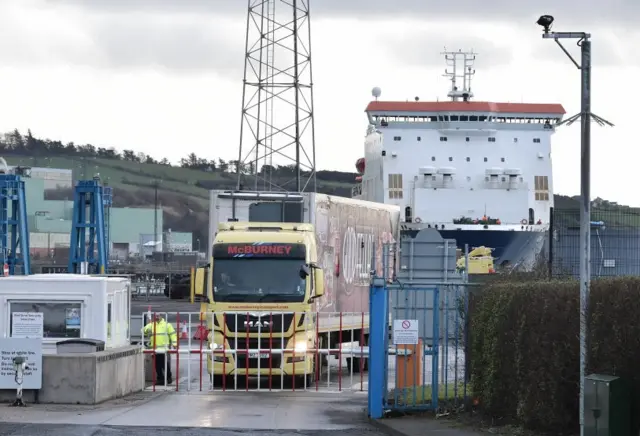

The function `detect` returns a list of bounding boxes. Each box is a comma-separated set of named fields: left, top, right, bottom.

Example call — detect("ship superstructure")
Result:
left=353, top=50, right=566, bottom=270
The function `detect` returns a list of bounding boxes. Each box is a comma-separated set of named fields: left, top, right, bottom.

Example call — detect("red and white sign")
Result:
left=3, top=263, right=8, bottom=277
left=393, top=319, right=419, bottom=345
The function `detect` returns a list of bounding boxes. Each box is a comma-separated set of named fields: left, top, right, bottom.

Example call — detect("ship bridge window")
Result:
left=388, top=173, right=403, bottom=199
left=460, top=116, right=469, bottom=121
left=450, top=115, right=459, bottom=121
left=533, top=138, right=541, bottom=143
left=479, top=116, right=487, bottom=121
left=470, top=116, right=478, bottom=121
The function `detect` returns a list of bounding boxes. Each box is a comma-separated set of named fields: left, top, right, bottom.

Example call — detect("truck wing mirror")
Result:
left=299, top=265, right=310, bottom=279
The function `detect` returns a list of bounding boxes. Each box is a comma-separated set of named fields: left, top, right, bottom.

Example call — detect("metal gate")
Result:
left=138, top=310, right=371, bottom=393
left=368, top=231, right=470, bottom=418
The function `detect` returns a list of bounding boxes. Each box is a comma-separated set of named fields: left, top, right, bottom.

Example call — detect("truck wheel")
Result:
left=294, top=374, right=314, bottom=388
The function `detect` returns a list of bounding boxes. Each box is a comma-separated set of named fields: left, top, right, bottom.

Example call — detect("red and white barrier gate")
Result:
left=140, top=311, right=370, bottom=392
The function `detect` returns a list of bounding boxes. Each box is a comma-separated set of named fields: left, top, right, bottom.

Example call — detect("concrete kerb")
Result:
left=368, top=415, right=482, bottom=436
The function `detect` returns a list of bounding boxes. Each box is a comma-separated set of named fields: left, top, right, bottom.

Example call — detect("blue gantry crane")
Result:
left=68, top=177, right=109, bottom=274
left=0, top=159, right=31, bottom=275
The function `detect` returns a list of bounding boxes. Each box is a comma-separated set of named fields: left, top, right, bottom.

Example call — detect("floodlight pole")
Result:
left=541, top=28, right=613, bottom=436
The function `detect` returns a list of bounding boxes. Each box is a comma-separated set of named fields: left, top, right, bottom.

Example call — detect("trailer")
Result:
left=194, top=190, right=400, bottom=380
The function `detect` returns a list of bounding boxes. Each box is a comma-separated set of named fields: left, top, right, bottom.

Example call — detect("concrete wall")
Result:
left=0, top=346, right=143, bottom=405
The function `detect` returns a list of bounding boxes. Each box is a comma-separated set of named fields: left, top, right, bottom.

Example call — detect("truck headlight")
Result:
left=294, top=342, right=307, bottom=353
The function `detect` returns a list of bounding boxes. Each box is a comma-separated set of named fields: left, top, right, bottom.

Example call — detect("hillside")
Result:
left=0, top=129, right=361, bottom=244
left=1, top=129, right=638, bottom=245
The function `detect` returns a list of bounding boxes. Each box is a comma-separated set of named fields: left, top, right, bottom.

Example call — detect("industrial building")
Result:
left=20, top=166, right=193, bottom=260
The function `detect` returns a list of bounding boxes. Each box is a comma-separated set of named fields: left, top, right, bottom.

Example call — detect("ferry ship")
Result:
left=351, top=50, right=566, bottom=271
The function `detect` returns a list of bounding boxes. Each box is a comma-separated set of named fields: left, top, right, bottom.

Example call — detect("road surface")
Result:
left=0, top=391, right=383, bottom=435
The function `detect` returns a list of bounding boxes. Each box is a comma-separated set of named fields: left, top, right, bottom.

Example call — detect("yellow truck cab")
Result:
left=200, top=222, right=324, bottom=383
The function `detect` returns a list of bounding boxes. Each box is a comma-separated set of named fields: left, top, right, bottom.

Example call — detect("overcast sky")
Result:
left=0, top=1, right=638, bottom=204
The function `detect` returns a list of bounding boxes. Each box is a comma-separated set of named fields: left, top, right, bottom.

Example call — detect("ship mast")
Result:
left=442, top=49, right=477, bottom=102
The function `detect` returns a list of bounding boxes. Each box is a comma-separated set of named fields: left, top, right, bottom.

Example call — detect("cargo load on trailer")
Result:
left=191, top=190, right=400, bottom=383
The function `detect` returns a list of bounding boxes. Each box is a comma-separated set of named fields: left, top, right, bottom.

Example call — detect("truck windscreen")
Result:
left=212, top=258, right=306, bottom=303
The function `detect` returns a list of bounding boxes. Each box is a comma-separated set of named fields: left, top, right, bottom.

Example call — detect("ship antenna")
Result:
left=441, top=48, right=477, bottom=102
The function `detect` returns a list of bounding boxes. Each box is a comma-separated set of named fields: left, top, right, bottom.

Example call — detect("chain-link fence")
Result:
left=551, top=207, right=640, bottom=278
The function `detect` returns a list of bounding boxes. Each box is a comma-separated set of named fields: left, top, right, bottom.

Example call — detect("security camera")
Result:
left=536, top=15, right=554, bottom=33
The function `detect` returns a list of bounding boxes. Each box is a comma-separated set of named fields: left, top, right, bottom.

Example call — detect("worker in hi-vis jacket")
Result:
left=143, top=314, right=177, bottom=384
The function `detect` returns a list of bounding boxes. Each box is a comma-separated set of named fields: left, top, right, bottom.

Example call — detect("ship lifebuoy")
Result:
left=415, top=217, right=422, bottom=223
left=521, top=219, right=527, bottom=225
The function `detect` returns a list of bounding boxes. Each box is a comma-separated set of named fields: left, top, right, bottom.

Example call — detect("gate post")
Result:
left=368, top=277, right=387, bottom=419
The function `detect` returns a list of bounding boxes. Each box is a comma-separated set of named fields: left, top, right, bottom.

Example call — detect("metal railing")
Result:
left=140, top=311, right=370, bottom=392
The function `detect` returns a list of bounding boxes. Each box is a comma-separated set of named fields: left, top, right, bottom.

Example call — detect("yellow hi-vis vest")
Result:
left=142, top=319, right=177, bottom=350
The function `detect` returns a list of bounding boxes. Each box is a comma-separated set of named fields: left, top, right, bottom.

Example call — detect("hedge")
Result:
left=469, top=277, right=640, bottom=434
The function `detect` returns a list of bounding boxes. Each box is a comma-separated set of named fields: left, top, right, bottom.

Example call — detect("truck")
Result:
left=191, top=190, right=400, bottom=383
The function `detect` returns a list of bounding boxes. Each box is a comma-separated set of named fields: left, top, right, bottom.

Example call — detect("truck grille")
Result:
left=224, top=312, right=297, bottom=334
left=231, top=338, right=284, bottom=369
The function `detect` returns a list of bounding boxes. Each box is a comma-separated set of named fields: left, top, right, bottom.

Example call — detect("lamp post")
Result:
left=536, top=15, right=613, bottom=436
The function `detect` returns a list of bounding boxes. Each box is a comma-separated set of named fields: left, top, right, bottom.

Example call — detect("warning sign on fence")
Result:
left=393, top=319, right=419, bottom=345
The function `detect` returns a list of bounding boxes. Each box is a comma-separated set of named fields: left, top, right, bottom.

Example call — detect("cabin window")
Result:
left=388, top=173, right=403, bottom=199
left=9, top=301, right=82, bottom=339
left=466, top=157, right=470, bottom=162
left=465, top=137, right=470, bottom=142
left=431, top=156, right=436, bottom=161
left=439, top=137, right=448, bottom=142
left=533, top=138, right=541, bottom=143
left=513, top=138, right=518, bottom=143
left=534, top=175, right=550, bottom=201
left=501, top=157, right=505, bottom=162
left=483, top=157, right=488, bottom=162
left=393, top=136, right=402, bottom=141
left=488, top=137, right=496, bottom=142
left=449, top=157, right=453, bottom=161
left=417, top=136, right=421, bottom=141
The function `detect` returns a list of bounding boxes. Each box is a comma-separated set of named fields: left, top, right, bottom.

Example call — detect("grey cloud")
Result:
left=51, top=0, right=639, bottom=25
left=0, top=5, right=244, bottom=77
left=381, top=33, right=515, bottom=69
left=88, top=18, right=243, bottom=76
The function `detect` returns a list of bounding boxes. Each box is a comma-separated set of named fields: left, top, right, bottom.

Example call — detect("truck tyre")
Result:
left=294, top=374, right=314, bottom=389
